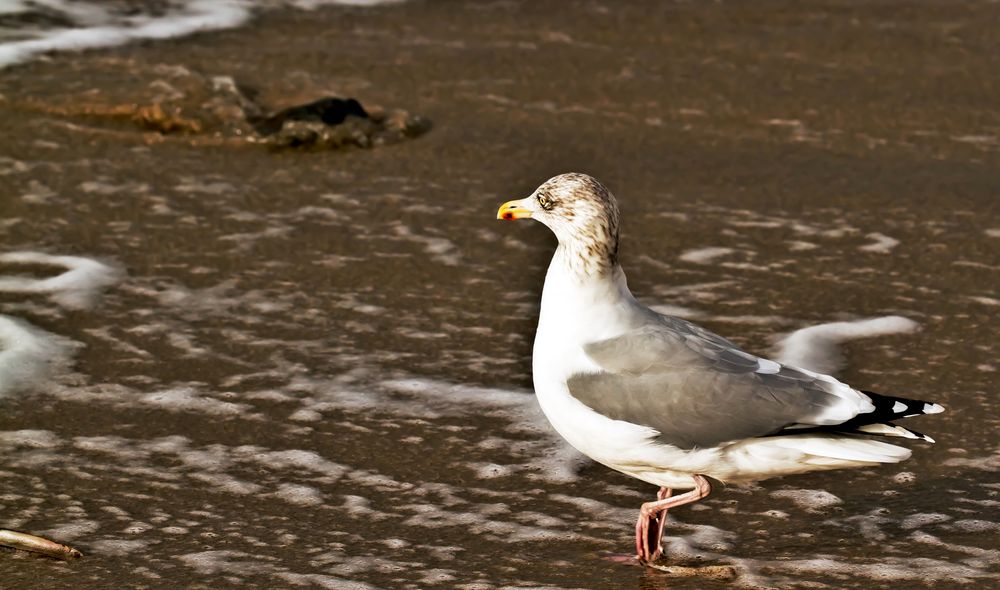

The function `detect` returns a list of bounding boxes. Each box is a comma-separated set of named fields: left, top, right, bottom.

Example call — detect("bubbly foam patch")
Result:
left=177, top=550, right=270, bottom=575
left=138, top=387, right=255, bottom=417
left=0, top=429, right=62, bottom=450
left=679, top=246, right=736, bottom=264
left=275, top=573, right=380, bottom=590
left=292, top=0, right=405, bottom=7
left=0, top=251, right=121, bottom=309
left=377, top=378, right=589, bottom=482
left=390, top=223, right=462, bottom=266
left=775, top=316, right=919, bottom=375
left=943, top=447, right=1000, bottom=471
left=770, top=488, right=843, bottom=512
left=0, top=1, right=249, bottom=68
left=859, top=232, right=900, bottom=253
left=0, top=315, right=80, bottom=397
left=0, top=0, right=408, bottom=69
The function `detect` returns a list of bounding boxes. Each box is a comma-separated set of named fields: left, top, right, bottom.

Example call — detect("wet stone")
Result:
left=0, top=64, right=429, bottom=150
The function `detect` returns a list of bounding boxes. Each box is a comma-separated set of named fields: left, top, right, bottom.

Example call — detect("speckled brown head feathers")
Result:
left=528, top=173, right=621, bottom=276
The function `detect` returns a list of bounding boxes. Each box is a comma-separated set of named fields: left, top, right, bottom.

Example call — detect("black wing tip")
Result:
left=790, top=390, right=945, bottom=442
left=860, top=390, right=945, bottom=419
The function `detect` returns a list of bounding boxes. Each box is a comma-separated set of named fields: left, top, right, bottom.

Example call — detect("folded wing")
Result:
left=566, top=316, right=939, bottom=450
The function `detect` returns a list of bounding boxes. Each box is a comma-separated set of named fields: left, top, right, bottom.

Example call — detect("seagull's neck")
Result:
left=551, top=231, right=619, bottom=278
left=539, top=245, right=635, bottom=321
left=534, top=246, right=645, bottom=382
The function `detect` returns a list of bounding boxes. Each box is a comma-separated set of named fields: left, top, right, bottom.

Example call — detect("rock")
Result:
left=4, top=64, right=429, bottom=150
left=253, top=97, right=369, bottom=135
left=256, top=100, right=430, bottom=150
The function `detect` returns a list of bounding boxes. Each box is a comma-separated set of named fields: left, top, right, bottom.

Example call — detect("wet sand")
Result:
left=1, top=1, right=999, bottom=588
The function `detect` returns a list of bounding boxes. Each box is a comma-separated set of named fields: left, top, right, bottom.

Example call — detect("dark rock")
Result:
left=5, top=64, right=430, bottom=151
left=252, top=97, right=369, bottom=135
left=259, top=101, right=430, bottom=150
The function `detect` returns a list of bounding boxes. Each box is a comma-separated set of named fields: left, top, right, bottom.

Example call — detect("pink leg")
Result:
left=635, top=487, right=672, bottom=560
left=649, top=487, right=673, bottom=561
left=634, top=475, right=712, bottom=564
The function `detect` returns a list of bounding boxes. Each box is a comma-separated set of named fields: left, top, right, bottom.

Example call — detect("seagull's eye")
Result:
left=537, top=194, right=554, bottom=210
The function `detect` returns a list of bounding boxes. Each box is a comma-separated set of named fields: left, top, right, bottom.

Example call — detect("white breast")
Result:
left=530, top=252, right=705, bottom=482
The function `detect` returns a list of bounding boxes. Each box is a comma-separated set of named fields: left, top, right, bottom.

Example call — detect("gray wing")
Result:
left=567, top=317, right=860, bottom=450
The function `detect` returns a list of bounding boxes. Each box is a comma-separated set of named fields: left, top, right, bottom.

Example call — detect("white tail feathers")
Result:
left=770, top=435, right=912, bottom=464
left=857, top=423, right=935, bottom=443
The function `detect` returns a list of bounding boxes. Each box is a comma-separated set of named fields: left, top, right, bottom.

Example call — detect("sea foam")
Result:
left=0, top=0, right=407, bottom=69
left=0, top=251, right=121, bottom=309
left=0, top=314, right=79, bottom=397
left=0, top=1, right=250, bottom=68
left=775, top=316, right=919, bottom=375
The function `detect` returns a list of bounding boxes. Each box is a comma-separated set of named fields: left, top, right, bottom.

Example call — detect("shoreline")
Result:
left=0, top=0, right=407, bottom=71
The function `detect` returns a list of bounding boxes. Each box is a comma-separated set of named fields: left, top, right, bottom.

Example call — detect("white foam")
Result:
left=139, top=387, right=253, bottom=417
left=0, top=429, right=62, bottom=449
left=762, top=555, right=994, bottom=585
left=968, top=295, right=1000, bottom=306
left=238, top=448, right=348, bottom=481
left=950, top=519, right=1000, bottom=533
left=0, top=315, right=80, bottom=397
left=661, top=521, right=736, bottom=560
left=0, top=1, right=249, bottom=69
left=378, top=378, right=589, bottom=482
left=400, top=502, right=578, bottom=543
left=177, top=550, right=269, bottom=575
left=38, top=519, right=100, bottom=541
left=470, top=462, right=519, bottom=479
left=292, top=0, right=404, bottom=7
left=390, top=223, right=462, bottom=266
left=658, top=509, right=1000, bottom=587
left=943, top=448, right=1000, bottom=471
left=73, top=435, right=149, bottom=461
left=89, top=538, right=150, bottom=556
left=341, top=495, right=379, bottom=518
left=161, top=526, right=189, bottom=535
left=20, top=180, right=57, bottom=204
left=786, top=240, right=819, bottom=251
left=0, top=1, right=411, bottom=66
left=775, top=316, right=919, bottom=375
left=834, top=508, right=891, bottom=541
left=678, top=247, right=735, bottom=264
left=275, top=573, right=379, bottom=590
left=770, top=488, right=843, bottom=512
left=859, top=232, right=900, bottom=253
left=271, top=483, right=324, bottom=506
left=188, top=472, right=262, bottom=495
left=0, top=251, right=121, bottom=309
left=900, top=512, right=952, bottom=529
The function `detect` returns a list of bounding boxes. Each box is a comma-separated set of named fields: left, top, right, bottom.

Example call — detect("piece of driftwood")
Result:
left=0, top=529, right=83, bottom=560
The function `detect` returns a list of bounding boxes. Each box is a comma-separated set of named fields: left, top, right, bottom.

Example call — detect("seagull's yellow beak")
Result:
left=497, top=198, right=533, bottom=221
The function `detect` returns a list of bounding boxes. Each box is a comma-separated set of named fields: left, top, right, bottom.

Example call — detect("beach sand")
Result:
left=0, top=1, right=998, bottom=588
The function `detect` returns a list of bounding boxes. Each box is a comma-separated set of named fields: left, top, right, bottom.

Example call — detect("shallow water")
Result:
left=0, top=1, right=998, bottom=588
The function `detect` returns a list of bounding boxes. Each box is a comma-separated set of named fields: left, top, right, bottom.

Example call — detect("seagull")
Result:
left=496, top=173, right=944, bottom=565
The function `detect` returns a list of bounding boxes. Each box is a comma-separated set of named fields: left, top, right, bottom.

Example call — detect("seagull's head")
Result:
left=497, top=173, right=621, bottom=273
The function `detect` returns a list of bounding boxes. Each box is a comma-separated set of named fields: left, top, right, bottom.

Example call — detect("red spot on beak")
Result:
left=502, top=212, right=514, bottom=220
